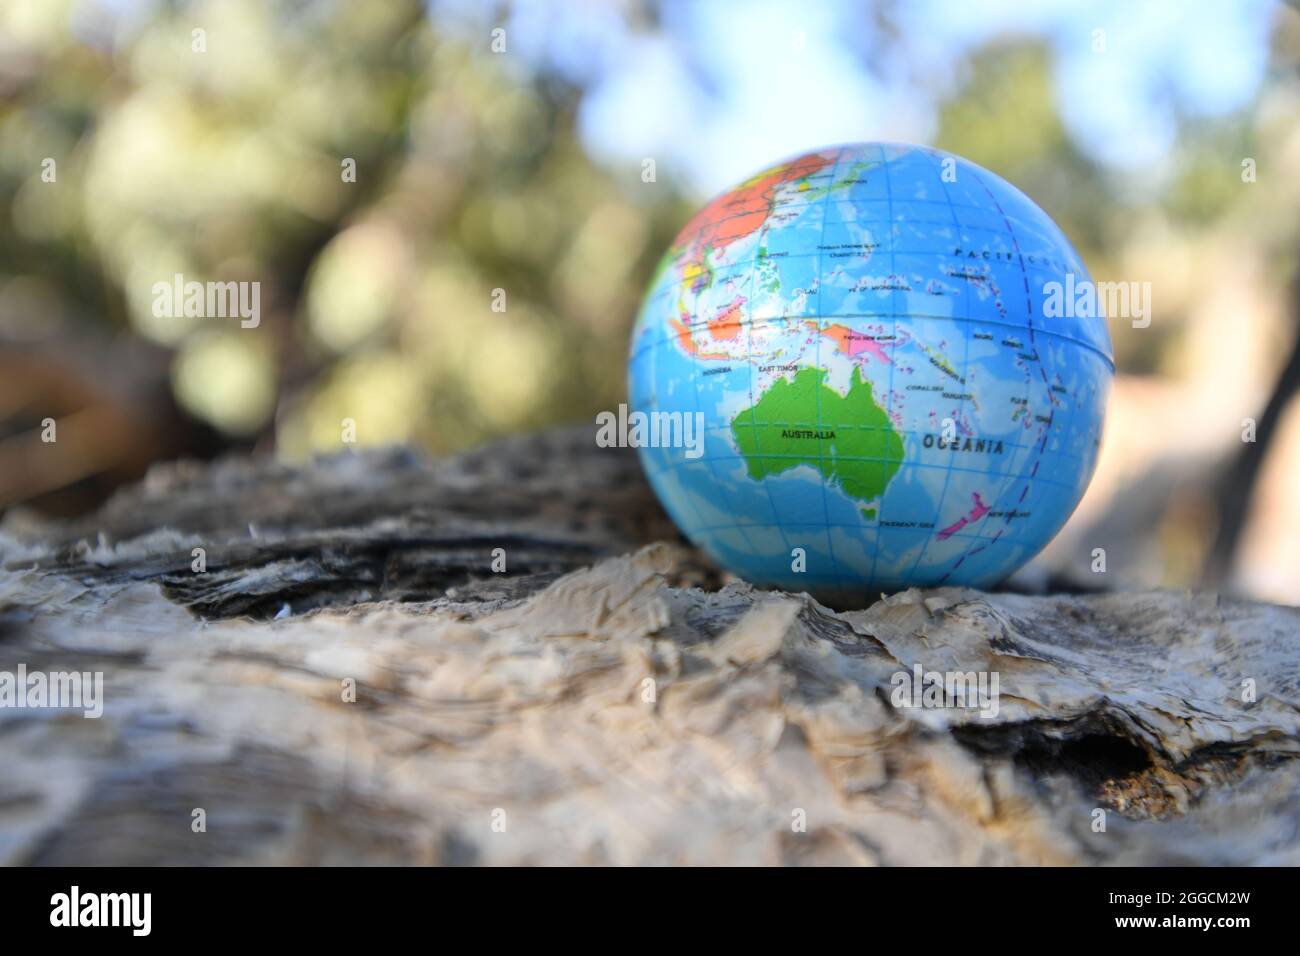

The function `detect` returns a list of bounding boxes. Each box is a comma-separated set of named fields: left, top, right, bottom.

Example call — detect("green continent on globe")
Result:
left=731, top=366, right=904, bottom=516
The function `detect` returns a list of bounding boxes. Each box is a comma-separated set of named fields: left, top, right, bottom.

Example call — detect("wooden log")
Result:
left=1, top=428, right=1297, bottom=864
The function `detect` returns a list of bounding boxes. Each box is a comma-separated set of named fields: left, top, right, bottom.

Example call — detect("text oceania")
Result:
left=923, top=434, right=1004, bottom=455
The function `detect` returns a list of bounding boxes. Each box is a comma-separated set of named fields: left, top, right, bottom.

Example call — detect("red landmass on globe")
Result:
left=675, top=151, right=837, bottom=268
left=937, top=491, right=992, bottom=540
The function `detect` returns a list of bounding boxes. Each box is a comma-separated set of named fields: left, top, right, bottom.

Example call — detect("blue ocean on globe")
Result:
left=628, top=143, right=1113, bottom=600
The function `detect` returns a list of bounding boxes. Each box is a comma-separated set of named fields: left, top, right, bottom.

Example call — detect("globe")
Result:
left=628, top=143, right=1113, bottom=601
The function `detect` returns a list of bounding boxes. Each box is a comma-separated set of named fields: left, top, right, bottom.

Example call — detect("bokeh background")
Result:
left=2, top=0, right=1298, bottom=602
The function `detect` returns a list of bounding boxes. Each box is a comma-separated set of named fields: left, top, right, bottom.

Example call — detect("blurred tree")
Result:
left=0, top=0, right=692, bottom=513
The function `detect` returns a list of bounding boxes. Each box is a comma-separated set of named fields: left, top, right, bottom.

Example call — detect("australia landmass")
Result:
left=731, top=366, right=904, bottom=517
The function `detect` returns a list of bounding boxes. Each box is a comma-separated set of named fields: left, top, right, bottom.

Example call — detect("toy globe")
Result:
left=628, top=143, right=1112, bottom=600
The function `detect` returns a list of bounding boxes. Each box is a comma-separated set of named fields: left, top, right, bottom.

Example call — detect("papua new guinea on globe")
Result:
left=627, top=142, right=1113, bottom=603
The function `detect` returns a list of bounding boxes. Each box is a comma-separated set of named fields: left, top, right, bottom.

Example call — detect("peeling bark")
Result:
left=1, top=429, right=1297, bottom=865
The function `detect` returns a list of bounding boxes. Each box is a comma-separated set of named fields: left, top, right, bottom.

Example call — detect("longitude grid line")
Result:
left=638, top=343, right=715, bottom=541
left=639, top=201, right=754, bottom=548
left=901, top=149, right=984, bottom=581
left=865, top=144, right=897, bottom=588
left=1019, top=334, right=1089, bottom=568
left=937, top=166, right=1055, bottom=583
left=741, top=200, right=795, bottom=559
left=812, top=148, right=849, bottom=583
left=1061, top=324, right=1107, bottom=484
left=686, top=239, right=763, bottom=559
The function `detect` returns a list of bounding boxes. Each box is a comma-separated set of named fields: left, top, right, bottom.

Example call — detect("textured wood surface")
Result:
left=2, top=428, right=1298, bottom=865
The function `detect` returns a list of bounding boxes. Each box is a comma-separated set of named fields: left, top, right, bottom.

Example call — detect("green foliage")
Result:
left=0, top=0, right=690, bottom=456
left=934, top=41, right=1112, bottom=261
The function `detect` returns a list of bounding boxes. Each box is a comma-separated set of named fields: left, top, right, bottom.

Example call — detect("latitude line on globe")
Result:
left=636, top=309, right=1114, bottom=368
left=644, top=450, right=1084, bottom=494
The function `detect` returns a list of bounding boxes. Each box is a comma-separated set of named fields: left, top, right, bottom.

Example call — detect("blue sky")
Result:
left=440, top=0, right=1279, bottom=195
left=79, top=0, right=1282, bottom=196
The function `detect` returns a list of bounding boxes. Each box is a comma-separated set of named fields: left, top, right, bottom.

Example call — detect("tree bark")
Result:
left=1, top=428, right=1297, bottom=865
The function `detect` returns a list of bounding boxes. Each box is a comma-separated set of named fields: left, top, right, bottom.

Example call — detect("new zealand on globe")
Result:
left=628, top=143, right=1113, bottom=601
